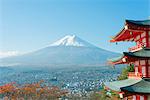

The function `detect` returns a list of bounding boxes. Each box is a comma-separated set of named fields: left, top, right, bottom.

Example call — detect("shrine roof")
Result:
left=121, top=78, right=150, bottom=93
left=105, top=78, right=150, bottom=93
left=108, top=56, right=123, bottom=63
left=108, top=48, right=150, bottom=65
left=126, top=20, right=150, bottom=26
left=110, top=19, right=150, bottom=42
left=107, top=55, right=124, bottom=65
left=104, top=78, right=142, bottom=92
left=123, top=48, right=150, bottom=58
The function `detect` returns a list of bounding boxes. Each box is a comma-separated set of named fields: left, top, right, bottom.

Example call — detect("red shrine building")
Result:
left=105, top=19, right=150, bottom=100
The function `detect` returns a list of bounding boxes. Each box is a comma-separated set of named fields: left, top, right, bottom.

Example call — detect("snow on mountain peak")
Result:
left=50, top=35, right=95, bottom=47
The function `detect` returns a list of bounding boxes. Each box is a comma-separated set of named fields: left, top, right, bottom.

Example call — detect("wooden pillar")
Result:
left=144, top=95, right=147, bottom=100
left=146, top=59, right=148, bottom=78
left=136, top=95, right=140, bottom=100
left=146, top=31, right=149, bottom=47
left=138, top=60, right=142, bottom=74
left=136, top=95, right=147, bottom=100
left=145, top=31, right=149, bottom=47
left=146, top=31, right=149, bottom=78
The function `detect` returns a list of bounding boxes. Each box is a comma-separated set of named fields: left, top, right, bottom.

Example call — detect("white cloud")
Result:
left=0, top=51, right=20, bottom=58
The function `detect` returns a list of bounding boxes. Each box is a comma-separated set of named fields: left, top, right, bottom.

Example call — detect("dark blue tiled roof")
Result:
left=123, top=48, right=150, bottom=58
left=126, top=20, right=150, bottom=26
left=121, top=78, right=150, bottom=93
left=105, top=78, right=150, bottom=93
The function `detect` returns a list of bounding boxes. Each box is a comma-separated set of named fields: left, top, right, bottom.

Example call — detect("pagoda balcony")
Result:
left=128, top=42, right=146, bottom=52
left=128, top=72, right=142, bottom=78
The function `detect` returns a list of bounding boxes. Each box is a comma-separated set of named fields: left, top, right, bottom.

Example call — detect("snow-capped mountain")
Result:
left=0, top=35, right=119, bottom=67
left=49, top=35, right=95, bottom=47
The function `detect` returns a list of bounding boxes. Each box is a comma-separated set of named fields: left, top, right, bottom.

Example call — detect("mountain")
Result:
left=49, top=35, right=95, bottom=47
left=0, top=35, right=119, bottom=67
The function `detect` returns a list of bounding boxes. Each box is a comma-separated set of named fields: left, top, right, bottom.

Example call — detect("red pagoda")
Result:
left=105, top=19, right=150, bottom=100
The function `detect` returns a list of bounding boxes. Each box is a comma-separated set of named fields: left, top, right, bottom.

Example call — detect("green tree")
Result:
left=117, top=64, right=134, bottom=80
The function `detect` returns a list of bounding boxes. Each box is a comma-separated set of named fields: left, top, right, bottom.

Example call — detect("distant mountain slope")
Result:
left=0, top=35, right=119, bottom=67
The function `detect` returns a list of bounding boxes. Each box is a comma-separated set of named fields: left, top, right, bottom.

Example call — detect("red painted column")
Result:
left=138, top=61, right=142, bottom=75
left=136, top=95, right=140, bottom=100
left=136, top=95, right=147, bottom=100
left=144, top=95, right=147, bottom=100
left=145, top=31, right=149, bottom=78
left=145, top=31, right=149, bottom=47
left=146, top=59, right=148, bottom=78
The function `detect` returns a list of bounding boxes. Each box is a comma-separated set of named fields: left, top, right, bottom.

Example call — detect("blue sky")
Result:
left=0, top=0, right=149, bottom=55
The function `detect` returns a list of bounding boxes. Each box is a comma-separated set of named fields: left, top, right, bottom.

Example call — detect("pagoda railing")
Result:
left=128, top=72, right=142, bottom=78
left=128, top=42, right=146, bottom=52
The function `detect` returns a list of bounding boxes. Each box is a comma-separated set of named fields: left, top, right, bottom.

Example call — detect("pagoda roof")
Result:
left=123, top=48, right=150, bottom=58
left=108, top=48, right=150, bottom=65
left=110, top=19, right=150, bottom=42
left=121, top=78, right=150, bottom=94
left=126, top=20, right=150, bottom=27
left=105, top=78, right=150, bottom=93
left=108, top=55, right=125, bottom=65
left=104, top=78, right=142, bottom=92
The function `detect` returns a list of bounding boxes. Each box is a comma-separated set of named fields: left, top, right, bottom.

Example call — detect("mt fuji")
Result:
left=0, top=35, right=119, bottom=67
left=49, top=35, right=95, bottom=47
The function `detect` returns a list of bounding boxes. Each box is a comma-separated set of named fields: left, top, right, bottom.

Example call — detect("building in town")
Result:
left=105, top=19, right=150, bottom=100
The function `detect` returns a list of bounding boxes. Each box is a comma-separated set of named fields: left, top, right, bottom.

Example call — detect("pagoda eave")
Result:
left=108, top=48, right=150, bottom=65
left=104, top=78, right=150, bottom=94
left=126, top=20, right=150, bottom=31
left=110, top=19, right=150, bottom=43
left=123, top=48, right=150, bottom=58
left=110, top=28, right=143, bottom=43
left=108, top=56, right=127, bottom=65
